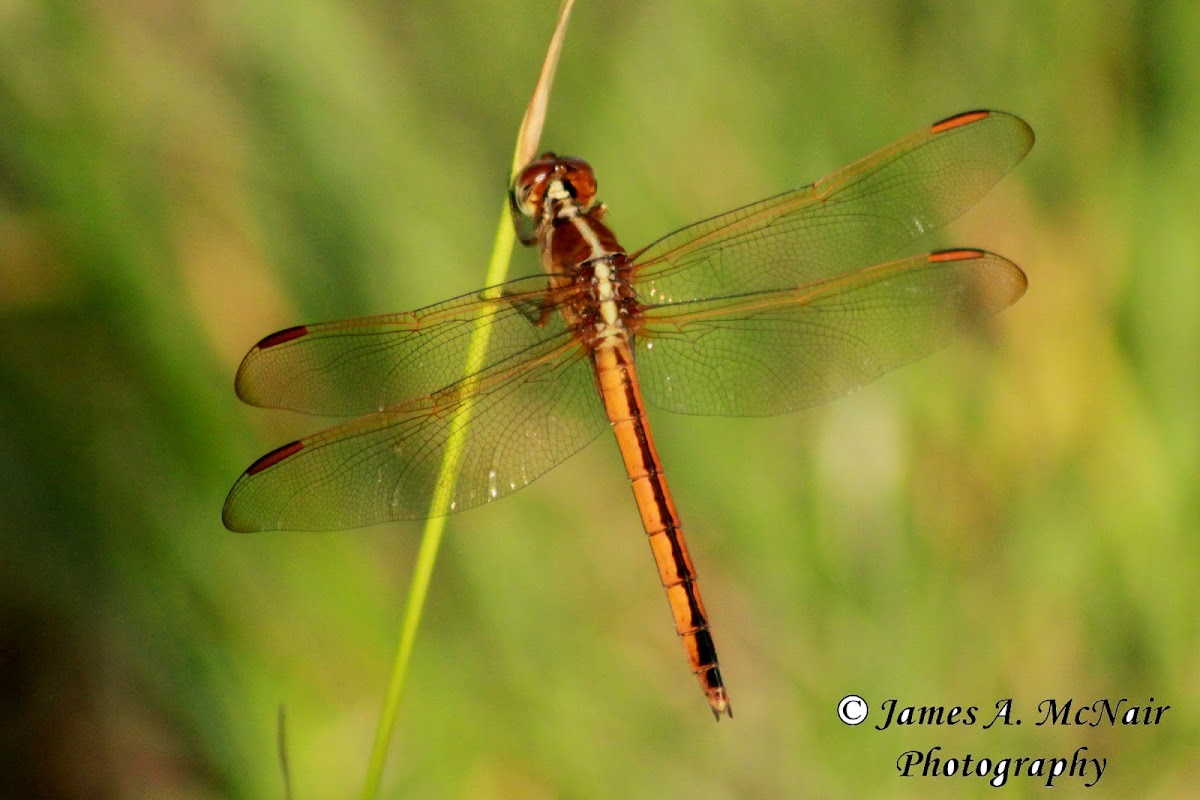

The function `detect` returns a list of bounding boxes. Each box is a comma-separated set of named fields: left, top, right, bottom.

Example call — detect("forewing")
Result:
left=631, top=111, right=1033, bottom=303
left=235, top=274, right=573, bottom=416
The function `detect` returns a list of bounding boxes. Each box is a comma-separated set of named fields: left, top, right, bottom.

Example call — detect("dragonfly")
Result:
left=224, top=109, right=1034, bottom=719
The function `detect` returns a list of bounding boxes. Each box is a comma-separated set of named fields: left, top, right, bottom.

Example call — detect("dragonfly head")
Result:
left=509, top=153, right=598, bottom=225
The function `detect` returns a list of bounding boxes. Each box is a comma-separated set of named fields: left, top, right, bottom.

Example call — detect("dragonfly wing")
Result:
left=634, top=250, right=1026, bottom=416
left=235, top=274, right=574, bottom=416
left=631, top=111, right=1033, bottom=303
left=223, top=337, right=606, bottom=531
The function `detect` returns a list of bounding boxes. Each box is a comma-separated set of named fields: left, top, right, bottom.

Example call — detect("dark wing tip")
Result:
left=931, top=109, right=1035, bottom=157
left=256, top=325, right=310, bottom=350
left=223, top=440, right=306, bottom=532
left=929, top=247, right=986, bottom=262
left=233, top=326, right=310, bottom=405
left=931, top=109, right=992, bottom=133
left=246, top=440, right=305, bottom=475
left=929, top=248, right=1029, bottom=310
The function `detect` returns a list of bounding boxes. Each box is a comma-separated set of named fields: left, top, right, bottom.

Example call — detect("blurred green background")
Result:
left=2, top=1, right=1197, bottom=797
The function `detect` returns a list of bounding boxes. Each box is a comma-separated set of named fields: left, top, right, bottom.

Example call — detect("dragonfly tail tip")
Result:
left=709, top=691, right=733, bottom=721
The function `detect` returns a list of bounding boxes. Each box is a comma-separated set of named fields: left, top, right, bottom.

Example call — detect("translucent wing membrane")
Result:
left=225, top=110, right=1033, bottom=532
left=223, top=339, right=605, bottom=531
left=635, top=250, right=1026, bottom=416
left=235, top=274, right=570, bottom=416
left=631, top=111, right=1034, bottom=304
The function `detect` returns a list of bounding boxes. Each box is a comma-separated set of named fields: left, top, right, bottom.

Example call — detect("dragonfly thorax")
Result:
left=573, top=253, right=640, bottom=346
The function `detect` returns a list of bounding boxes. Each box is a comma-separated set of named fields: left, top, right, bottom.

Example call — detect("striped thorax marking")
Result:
left=560, top=211, right=625, bottom=341
left=593, top=261, right=622, bottom=329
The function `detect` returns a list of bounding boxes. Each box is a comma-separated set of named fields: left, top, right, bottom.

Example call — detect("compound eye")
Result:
left=510, top=156, right=557, bottom=218
left=557, top=157, right=597, bottom=207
